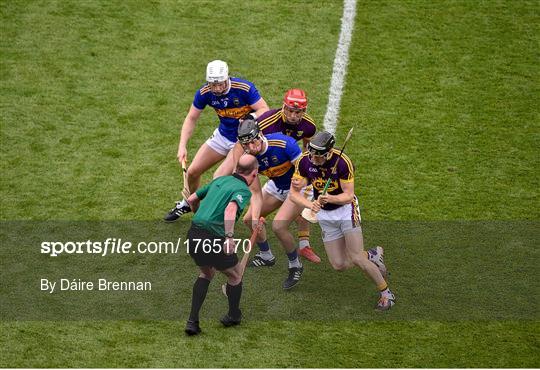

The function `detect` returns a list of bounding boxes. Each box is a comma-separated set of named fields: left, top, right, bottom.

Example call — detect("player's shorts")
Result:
left=263, top=180, right=313, bottom=203
left=186, top=224, right=238, bottom=271
left=262, top=180, right=289, bottom=202
left=318, top=196, right=362, bottom=243
left=205, top=128, right=236, bottom=156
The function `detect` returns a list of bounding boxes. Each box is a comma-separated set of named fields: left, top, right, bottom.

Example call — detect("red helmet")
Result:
left=283, top=89, right=308, bottom=110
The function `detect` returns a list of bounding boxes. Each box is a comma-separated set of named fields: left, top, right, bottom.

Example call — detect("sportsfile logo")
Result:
left=40, top=238, right=184, bottom=257
left=40, top=237, right=253, bottom=257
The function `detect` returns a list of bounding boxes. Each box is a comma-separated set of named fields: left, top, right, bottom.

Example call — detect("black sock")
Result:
left=188, top=277, right=211, bottom=322
left=226, top=281, right=243, bottom=318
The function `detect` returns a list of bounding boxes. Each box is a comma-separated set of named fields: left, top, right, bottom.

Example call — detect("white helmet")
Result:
left=206, top=60, right=229, bottom=83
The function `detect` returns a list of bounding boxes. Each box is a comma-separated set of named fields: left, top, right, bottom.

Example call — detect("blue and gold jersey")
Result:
left=256, top=133, right=302, bottom=190
left=193, top=77, right=262, bottom=142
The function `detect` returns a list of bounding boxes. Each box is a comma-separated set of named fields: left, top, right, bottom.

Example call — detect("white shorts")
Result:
left=205, top=128, right=236, bottom=156
left=318, top=196, right=362, bottom=242
left=263, top=181, right=312, bottom=203
left=262, top=180, right=289, bottom=202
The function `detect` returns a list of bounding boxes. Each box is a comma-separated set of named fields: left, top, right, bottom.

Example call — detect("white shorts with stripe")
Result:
left=205, top=128, right=236, bottom=156
left=262, top=179, right=289, bottom=202
left=318, top=196, right=362, bottom=242
left=263, top=181, right=314, bottom=203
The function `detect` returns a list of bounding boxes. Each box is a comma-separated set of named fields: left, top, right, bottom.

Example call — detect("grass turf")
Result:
left=1, top=0, right=539, bottom=367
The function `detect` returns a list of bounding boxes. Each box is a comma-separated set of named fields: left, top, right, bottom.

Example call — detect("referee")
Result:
left=184, top=154, right=259, bottom=336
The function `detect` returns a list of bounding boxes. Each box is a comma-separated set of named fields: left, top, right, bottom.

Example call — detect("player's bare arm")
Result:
left=213, top=142, right=245, bottom=178
left=250, top=97, right=269, bottom=118
left=290, top=176, right=313, bottom=210
left=177, top=105, right=202, bottom=163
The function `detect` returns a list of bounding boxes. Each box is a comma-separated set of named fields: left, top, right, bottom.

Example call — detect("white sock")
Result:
left=288, top=258, right=301, bottom=269
left=298, top=240, right=309, bottom=249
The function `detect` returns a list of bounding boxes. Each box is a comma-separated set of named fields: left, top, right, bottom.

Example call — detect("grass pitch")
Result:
left=1, top=0, right=539, bottom=367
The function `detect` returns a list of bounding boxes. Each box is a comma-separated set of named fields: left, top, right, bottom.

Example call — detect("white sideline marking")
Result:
left=323, top=0, right=357, bottom=134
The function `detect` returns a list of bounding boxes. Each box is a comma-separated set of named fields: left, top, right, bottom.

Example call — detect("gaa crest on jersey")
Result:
left=233, top=97, right=240, bottom=106
left=271, top=155, right=279, bottom=164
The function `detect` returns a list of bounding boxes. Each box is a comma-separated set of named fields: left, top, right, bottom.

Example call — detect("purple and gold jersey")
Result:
left=193, top=77, right=261, bottom=142
left=256, top=133, right=302, bottom=190
left=293, top=150, right=355, bottom=210
left=258, top=109, right=316, bottom=142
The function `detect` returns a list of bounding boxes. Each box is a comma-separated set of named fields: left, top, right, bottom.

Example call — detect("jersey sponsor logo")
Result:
left=215, top=106, right=251, bottom=119
left=313, top=178, right=339, bottom=193
left=260, top=161, right=293, bottom=178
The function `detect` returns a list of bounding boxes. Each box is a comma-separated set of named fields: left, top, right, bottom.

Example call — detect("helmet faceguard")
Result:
left=237, top=119, right=261, bottom=145
left=206, top=60, right=230, bottom=96
left=308, top=131, right=335, bottom=164
left=282, top=89, right=307, bottom=124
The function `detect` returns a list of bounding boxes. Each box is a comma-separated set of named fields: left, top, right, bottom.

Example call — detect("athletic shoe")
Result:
left=375, top=291, right=396, bottom=312
left=185, top=320, right=201, bottom=336
left=164, top=200, right=191, bottom=222
left=367, top=246, right=388, bottom=279
left=282, top=266, right=303, bottom=290
left=220, top=312, right=242, bottom=327
left=298, top=246, right=321, bottom=264
left=250, top=253, right=276, bottom=267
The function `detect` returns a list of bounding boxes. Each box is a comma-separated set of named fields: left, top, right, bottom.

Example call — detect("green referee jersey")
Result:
left=192, top=174, right=252, bottom=237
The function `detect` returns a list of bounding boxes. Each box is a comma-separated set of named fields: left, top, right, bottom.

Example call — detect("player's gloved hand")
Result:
left=240, top=112, right=257, bottom=122
left=311, top=200, right=321, bottom=213
left=224, top=237, right=236, bottom=255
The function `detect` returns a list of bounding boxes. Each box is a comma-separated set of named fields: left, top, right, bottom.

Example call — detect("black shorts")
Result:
left=186, top=225, right=238, bottom=271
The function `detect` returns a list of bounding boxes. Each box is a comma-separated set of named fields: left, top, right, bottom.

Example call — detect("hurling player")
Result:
left=235, top=119, right=306, bottom=290
left=164, top=60, right=268, bottom=222
left=216, top=89, right=321, bottom=263
left=257, top=89, right=320, bottom=263
left=286, top=131, right=396, bottom=311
